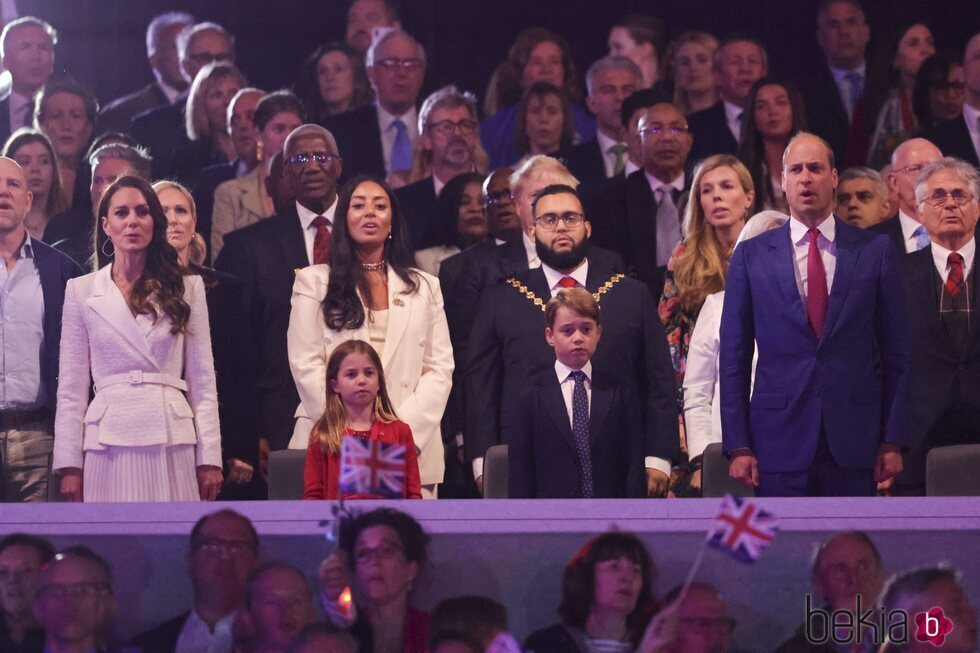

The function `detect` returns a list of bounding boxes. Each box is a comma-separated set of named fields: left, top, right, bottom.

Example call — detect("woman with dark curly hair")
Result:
left=288, top=174, right=453, bottom=497
left=53, top=175, right=222, bottom=502
left=295, top=42, right=374, bottom=123
left=481, top=28, right=595, bottom=168
left=911, top=51, right=965, bottom=130
left=318, top=507, right=432, bottom=653
left=414, top=172, right=487, bottom=276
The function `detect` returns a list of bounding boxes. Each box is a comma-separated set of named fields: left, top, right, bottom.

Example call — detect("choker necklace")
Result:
left=361, top=259, right=386, bottom=271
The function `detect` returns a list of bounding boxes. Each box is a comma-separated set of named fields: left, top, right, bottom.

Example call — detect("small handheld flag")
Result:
left=706, top=494, right=779, bottom=564
left=339, top=436, right=406, bottom=499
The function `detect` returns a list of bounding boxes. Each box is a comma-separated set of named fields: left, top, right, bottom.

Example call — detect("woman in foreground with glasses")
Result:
left=318, top=508, right=432, bottom=653
left=288, top=174, right=453, bottom=498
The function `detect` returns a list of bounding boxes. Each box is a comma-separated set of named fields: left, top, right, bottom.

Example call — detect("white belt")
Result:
left=95, top=371, right=188, bottom=393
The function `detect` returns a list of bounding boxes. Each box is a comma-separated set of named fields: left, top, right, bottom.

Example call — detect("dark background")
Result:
left=22, top=0, right=980, bottom=111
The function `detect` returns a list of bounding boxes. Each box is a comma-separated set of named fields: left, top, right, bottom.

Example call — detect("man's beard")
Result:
left=536, top=234, right=590, bottom=270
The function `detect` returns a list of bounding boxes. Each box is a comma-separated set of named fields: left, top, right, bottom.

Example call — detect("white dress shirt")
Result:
left=723, top=100, right=743, bottom=143
left=8, top=90, right=30, bottom=134
left=596, top=129, right=628, bottom=178
left=295, top=198, right=338, bottom=265
left=963, top=102, right=980, bottom=163
left=645, top=171, right=686, bottom=198
left=555, top=360, right=593, bottom=425
left=0, top=234, right=46, bottom=410
left=154, top=76, right=184, bottom=105
left=542, top=260, right=588, bottom=293
left=175, top=609, right=236, bottom=653
left=522, top=231, right=540, bottom=269
left=376, top=103, right=419, bottom=175
left=790, top=214, right=838, bottom=303
left=829, top=61, right=866, bottom=120
left=930, top=237, right=976, bottom=283
left=899, top=210, right=925, bottom=254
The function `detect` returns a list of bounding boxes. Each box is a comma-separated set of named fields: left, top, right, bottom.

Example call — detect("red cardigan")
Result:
left=303, top=419, right=423, bottom=500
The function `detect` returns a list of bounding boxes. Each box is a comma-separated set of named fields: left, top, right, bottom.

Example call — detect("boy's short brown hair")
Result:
left=545, top=288, right=600, bottom=329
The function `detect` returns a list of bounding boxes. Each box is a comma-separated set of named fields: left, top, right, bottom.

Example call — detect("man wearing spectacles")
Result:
left=922, top=32, right=980, bottom=168
left=898, top=157, right=980, bottom=495
left=33, top=548, right=116, bottom=653
left=394, top=86, right=484, bottom=252
left=130, top=509, right=260, bottom=653
left=325, top=30, right=426, bottom=189
left=874, top=138, right=943, bottom=253
left=660, top=583, right=740, bottom=653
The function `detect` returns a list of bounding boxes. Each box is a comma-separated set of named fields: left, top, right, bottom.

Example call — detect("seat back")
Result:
left=926, top=445, right=980, bottom=496
left=702, top=442, right=755, bottom=498
left=483, top=444, right=509, bottom=498
left=268, top=450, right=307, bottom=500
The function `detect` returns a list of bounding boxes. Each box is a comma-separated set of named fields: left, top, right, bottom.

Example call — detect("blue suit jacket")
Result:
left=33, top=239, right=84, bottom=403
left=719, top=218, right=910, bottom=472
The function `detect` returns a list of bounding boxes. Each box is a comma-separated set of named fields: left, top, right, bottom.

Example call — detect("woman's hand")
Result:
left=225, top=458, right=254, bottom=485
left=318, top=550, right=350, bottom=602
left=60, top=468, right=83, bottom=502
left=637, top=600, right=681, bottom=653
left=197, top=465, right=224, bottom=501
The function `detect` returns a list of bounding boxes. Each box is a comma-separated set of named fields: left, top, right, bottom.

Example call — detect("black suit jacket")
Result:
left=191, top=161, right=239, bottom=265
left=97, top=82, right=169, bottom=135
left=43, top=207, right=93, bottom=271
left=564, top=139, right=609, bottom=189
left=0, top=91, right=20, bottom=148
left=793, top=62, right=851, bottom=167
left=921, top=115, right=980, bottom=167
left=509, top=367, right=645, bottom=498
left=322, top=105, right=385, bottom=184
left=394, top=175, right=438, bottom=250
left=465, top=252, right=678, bottom=466
left=214, top=204, right=310, bottom=450
left=170, top=137, right=226, bottom=187
left=131, top=96, right=189, bottom=179
left=34, top=239, right=84, bottom=402
left=129, top=612, right=188, bottom=653
left=870, top=214, right=905, bottom=254
left=687, top=100, right=738, bottom=164
left=899, top=247, right=980, bottom=488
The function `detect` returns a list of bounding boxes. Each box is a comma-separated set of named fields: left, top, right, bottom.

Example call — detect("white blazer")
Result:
left=211, top=165, right=269, bottom=261
left=53, top=265, right=221, bottom=471
left=287, top=264, right=454, bottom=486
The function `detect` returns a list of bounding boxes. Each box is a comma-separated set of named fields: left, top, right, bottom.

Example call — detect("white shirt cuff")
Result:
left=473, top=457, right=484, bottom=480
left=645, top=456, right=671, bottom=477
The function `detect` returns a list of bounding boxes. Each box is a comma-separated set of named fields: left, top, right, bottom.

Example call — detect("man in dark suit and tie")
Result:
left=0, top=17, right=56, bottom=147
left=898, top=158, right=980, bottom=495
left=215, top=125, right=341, bottom=455
left=921, top=32, right=980, bottom=168
left=395, top=85, right=481, bottom=251
left=563, top=56, right=641, bottom=195
left=466, top=182, right=678, bottom=497
left=872, top=138, right=943, bottom=254
left=721, top=132, right=910, bottom=497
left=324, top=29, right=425, bottom=187
left=96, top=12, right=194, bottom=135
left=686, top=37, right=767, bottom=164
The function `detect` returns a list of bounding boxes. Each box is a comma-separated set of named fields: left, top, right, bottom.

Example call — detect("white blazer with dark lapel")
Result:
left=287, top=264, right=454, bottom=485
left=53, top=266, right=221, bottom=471
left=211, top=165, right=270, bottom=261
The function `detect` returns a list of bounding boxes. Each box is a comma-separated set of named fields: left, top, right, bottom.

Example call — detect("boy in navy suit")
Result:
left=508, top=288, right=645, bottom=498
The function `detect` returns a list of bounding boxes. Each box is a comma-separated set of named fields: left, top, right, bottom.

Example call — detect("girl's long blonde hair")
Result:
left=673, top=155, right=754, bottom=309
left=314, top=339, right=399, bottom=455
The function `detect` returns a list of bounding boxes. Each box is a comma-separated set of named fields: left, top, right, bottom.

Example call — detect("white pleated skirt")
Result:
left=83, top=444, right=200, bottom=502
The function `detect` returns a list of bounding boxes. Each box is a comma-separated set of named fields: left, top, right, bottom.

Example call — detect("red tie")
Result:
left=558, top=276, right=577, bottom=289
left=947, top=252, right=965, bottom=298
left=312, top=215, right=331, bottom=265
left=807, top=227, right=828, bottom=338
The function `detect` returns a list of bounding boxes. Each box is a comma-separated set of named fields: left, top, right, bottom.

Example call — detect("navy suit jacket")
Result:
left=687, top=101, right=738, bottom=164
left=322, top=105, right=386, bottom=184
left=34, top=239, right=84, bottom=403
left=129, top=611, right=187, bottom=653
left=870, top=214, right=905, bottom=255
left=508, top=367, right=645, bottom=498
left=97, top=82, right=169, bottom=135
left=720, top=218, right=910, bottom=472
left=394, top=175, right=439, bottom=250
left=921, top=115, right=980, bottom=167
left=0, top=92, right=17, bottom=149
left=131, top=96, right=189, bottom=178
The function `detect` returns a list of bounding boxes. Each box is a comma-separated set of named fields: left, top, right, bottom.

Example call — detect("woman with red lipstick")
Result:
left=288, top=174, right=453, bottom=498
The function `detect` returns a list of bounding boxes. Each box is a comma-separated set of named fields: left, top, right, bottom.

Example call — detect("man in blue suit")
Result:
left=720, top=132, right=910, bottom=496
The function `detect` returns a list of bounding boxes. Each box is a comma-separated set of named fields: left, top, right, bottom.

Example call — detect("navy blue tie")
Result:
left=569, top=371, right=594, bottom=498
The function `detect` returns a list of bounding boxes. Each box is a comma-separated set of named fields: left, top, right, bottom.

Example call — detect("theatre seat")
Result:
left=701, top=443, right=754, bottom=498
left=926, top=445, right=980, bottom=496
left=483, top=445, right=509, bottom=498
left=268, top=450, right=306, bottom=500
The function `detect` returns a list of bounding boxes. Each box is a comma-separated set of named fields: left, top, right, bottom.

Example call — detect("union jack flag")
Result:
left=339, top=436, right=406, bottom=499
left=706, top=494, right=779, bottom=564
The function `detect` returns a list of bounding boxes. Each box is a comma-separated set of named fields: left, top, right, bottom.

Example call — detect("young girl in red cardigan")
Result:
left=303, top=339, right=422, bottom=499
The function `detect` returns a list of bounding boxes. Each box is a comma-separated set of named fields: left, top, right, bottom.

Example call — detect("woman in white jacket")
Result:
left=288, top=174, right=453, bottom=497
left=54, top=176, right=223, bottom=502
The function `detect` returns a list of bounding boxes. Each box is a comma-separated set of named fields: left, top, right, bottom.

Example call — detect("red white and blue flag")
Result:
left=339, top=436, right=406, bottom=499
left=706, top=494, right=779, bottom=564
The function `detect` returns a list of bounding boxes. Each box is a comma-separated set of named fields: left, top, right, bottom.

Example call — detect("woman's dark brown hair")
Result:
left=97, top=176, right=190, bottom=334
left=558, top=531, right=657, bottom=645
left=2, top=128, right=69, bottom=217
left=514, top=81, right=575, bottom=156
left=295, top=42, right=374, bottom=123
left=483, top=28, right=583, bottom=116
left=322, top=174, right=419, bottom=331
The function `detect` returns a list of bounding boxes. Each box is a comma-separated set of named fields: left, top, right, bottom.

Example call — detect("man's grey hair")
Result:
left=283, top=124, right=338, bottom=156
left=810, top=531, right=882, bottom=577
left=880, top=565, right=959, bottom=621
left=365, top=28, right=426, bottom=68
left=914, top=157, right=980, bottom=204
left=176, top=21, right=235, bottom=61
left=146, top=11, right=194, bottom=58
left=0, top=16, right=57, bottom=59
left=839, top=167, right=888, bottom=200
left=417, top=85, right=478, bottom=134
left=585, top=55, right=642, bottom=97
left=713, top=36, right=769, bottom=74
left=225, top=87, right=263, bottom=131
left=88, top=144, right=152, bottom=180
left=509, top=155, right=579, bottom=201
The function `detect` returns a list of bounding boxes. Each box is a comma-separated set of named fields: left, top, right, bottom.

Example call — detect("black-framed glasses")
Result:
left=894, top=163, right=926, bottom=176
left=187, top=51, right=233, bottom=66
left=286, top=152, right=342, bottom=167
left=374, top=58, right=424, bottom=71
left=919, top=189, right=975, bottom=207
left=427, top=119, right=478, bottom=136
left=928, top=80, right=965, bottom=93
left=535, top=211, right=585, bottom=229
left=37, top=582, right=111, bottom=600
left=639, top=125, right=689, bottom=137
left=485, top=189, right=512, bottom=206
left=354, top=542, right=405, bottom=565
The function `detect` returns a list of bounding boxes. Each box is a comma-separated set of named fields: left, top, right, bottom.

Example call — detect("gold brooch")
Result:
left=506, top=274, right=626, bottom=313
left=294, top=268, right=301, bottom=276
left=392, top=297, right=405, bottom=306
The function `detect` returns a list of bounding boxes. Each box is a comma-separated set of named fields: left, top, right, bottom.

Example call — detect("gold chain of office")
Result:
left=505, top=274, right=626, bottom=313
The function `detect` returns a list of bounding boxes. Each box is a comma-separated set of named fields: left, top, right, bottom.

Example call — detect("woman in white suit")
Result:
left=288, top=174, right=453, bottom=497
left=53, top=176, right=223, bottom=502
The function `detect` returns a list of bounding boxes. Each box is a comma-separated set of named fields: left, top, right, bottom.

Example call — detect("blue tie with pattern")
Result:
left=569, top=370, right=594, bottom=498
left=912, top=224, right=931, bottom=251
left=390, top=118, right=412, bottom=172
